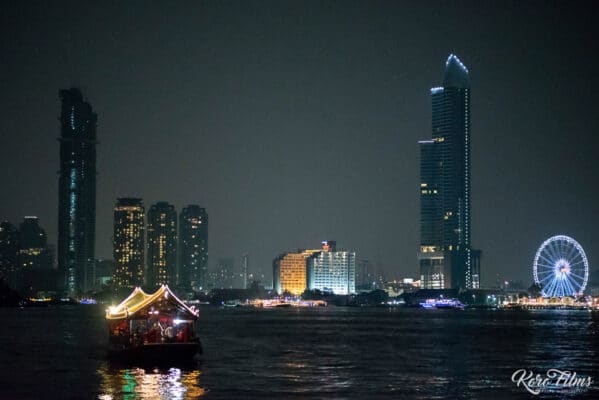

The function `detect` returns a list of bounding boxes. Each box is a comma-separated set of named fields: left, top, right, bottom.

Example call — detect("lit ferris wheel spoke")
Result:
left=551, top=242, right=565, bottom=262
left=544, top=277, right=559, bottom=297
left=563, top=277, right=576, bottom=294
left=568, top=271, right=586, bottom=281
left=566, top=243, right=579, bottom=261
left=570, top=259, right=585, bottom=267
left=535, top=270, right=553, bottom=282
left=549, top=240, right=562, bottom=257
left=567, top=276, right=584, bottom=290
left=538, top=273, right=555, bottom=284
left=537, top=254, right=555, bottom=266
left=567, top=251, right=581, bottom=263
left=532, top=235, right=589, bottom=298
left=568, top=278, right=581, bottom=294
left=536, top=259, right=555, bottom=270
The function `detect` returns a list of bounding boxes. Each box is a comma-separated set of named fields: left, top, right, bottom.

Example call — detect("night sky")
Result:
left=1, top=1, right=598, bottom=286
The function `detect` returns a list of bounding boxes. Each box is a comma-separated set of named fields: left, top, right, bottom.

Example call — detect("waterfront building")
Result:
left=147, top=202, right=177, bottom=288
left=418, top=54, right=481, bottom=289
left=307, top=241, right=356, bottom=295
left=273, top=241, right=356, bottom=296
left=57, top=88, right=97, bottom=295
left=113, top=198, right=145, bottom=288
left=16, top=217, right=55, bottom=294
left=179, top=205, right=208, bottom=292
left=273, top=250, right=320, bottom=295
left=0, top=220, right=19, bottom=289
left=17, top=217, right=53, bottom=270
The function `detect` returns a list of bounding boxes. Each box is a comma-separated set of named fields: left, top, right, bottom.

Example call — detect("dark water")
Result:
left=1, top=306, right=599, bottom=399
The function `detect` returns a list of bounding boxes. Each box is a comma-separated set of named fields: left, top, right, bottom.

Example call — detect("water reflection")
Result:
left=97, top=366, right=205, bottom=399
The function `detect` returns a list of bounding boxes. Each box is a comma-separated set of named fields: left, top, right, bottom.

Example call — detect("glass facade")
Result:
left=419, top=55, right=480, bottom=289
left=57, top=88, right=97, bottom=296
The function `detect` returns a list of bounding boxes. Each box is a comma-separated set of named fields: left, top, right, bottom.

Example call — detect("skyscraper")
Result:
left=178, top=205, right=208, bottom=292
left=241, top=254, right=249, bottom=289
left=147, top=202, right=177, bottom=288
left=113, top=198, right=145, bottom=289
left=0, top=221, right=19, bottom=289
left=307, top=241, right=356, bottom=295
left=419, top=54, right=480, bottom=290
left=57, top=88, right=97, bottom=296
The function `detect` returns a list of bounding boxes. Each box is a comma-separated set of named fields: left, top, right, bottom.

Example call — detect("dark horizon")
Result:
left=1, top=1, right=598, bottom=286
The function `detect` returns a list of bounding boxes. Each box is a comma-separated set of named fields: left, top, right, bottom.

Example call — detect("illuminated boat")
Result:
left=419, top=298, right=465, bottom=310
left=106, top=285, right=201, bottom=361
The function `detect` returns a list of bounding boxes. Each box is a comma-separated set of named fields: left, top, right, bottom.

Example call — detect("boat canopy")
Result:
left=106, top=285, right=199, bottom=320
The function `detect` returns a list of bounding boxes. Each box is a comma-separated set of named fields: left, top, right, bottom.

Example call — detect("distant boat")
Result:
left=419, top=298, right=465, bottom=310
left=106, top=285, right=202, bottom=361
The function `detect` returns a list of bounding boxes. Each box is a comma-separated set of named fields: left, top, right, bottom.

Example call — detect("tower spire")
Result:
left=443, top=54, right=470, bottom=88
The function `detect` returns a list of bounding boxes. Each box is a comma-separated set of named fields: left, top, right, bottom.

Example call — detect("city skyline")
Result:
left=1, top=2, right=598, bottom=286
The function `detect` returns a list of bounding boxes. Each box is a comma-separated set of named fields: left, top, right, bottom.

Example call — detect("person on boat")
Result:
left=164, top=325, right=175, bottom=342
left=147, top=322, right=160, bottom=343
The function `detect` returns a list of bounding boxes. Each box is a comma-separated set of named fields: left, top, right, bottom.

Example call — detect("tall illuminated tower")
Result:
left=113, top=198, right=145, bottom=288
left=179, top=205, right=208, bottom=292
left=419, top=54, right=480, bottom=289
left=147, top=202, right=177, bottom=288
left=242, top=254, right=249, bottom=289
left=57, top=88, right=97, bottom=296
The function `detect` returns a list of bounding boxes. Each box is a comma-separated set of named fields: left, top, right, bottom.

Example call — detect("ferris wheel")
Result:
left=533, top=235, right=589, bottom=297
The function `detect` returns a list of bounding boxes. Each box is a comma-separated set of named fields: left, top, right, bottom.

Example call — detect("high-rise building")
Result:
left=179, top=205, right=208, bottom=292
left=273, top=241, right=357, bottom=296
left=307, top=241, right=356, bottom=295
left=113, top=198, right=145, bottom=288
left=17, top=217, right=52, bottom=269
left=0, top=221, right=19, bottom=288
left=418, top=54, right=480, bottom=289
left=273, top=250, right=319, bottom=295
left=57, top=88, right=97, bottom=296
left=147, top=202, right=177, bottom=288
left=16, top=217, right=54, bottom=294
left=241, top=254, right=249, bottom=289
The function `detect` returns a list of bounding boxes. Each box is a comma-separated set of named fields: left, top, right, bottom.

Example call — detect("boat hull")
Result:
left=108, top=341, right=202, bottom=363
